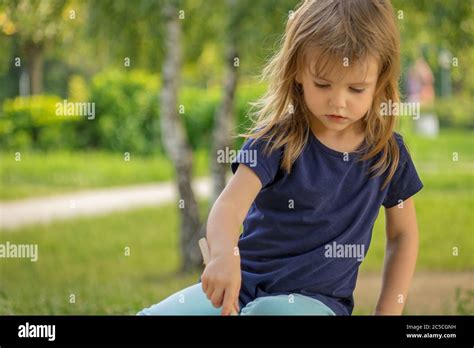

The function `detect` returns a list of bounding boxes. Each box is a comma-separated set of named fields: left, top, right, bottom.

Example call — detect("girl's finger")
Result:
left=205, top=283, right=214, bottom=301
left=221, top=288, right=238, bottom=315
left=233, top=297, right=240, bottom=315
left=201, top=277, right=208, bottom=293
left=210, top=287, right=225, bottom=308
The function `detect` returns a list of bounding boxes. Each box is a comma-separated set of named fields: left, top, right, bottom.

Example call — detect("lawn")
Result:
left=0, top=149, right=209, bottom=200
left=0, top=204, right=207, bottom=315
left=0, top=128, right=472, bottom=314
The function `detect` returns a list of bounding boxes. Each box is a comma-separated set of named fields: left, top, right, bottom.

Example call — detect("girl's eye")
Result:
left=350, top=87, right=365, bottom=93
left=314, top=82, right=330, bottom=88
left=314, top=82, right=365, bottom=94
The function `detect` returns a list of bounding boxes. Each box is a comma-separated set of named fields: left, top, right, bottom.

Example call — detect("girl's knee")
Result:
left=136, top=283, right=222, bottom=315
left=240, top=295, right=289, bottom=315
left=240, top=294, right=336, bottom=315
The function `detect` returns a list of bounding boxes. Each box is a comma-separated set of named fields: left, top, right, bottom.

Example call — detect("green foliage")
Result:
left=86, top=71, right=265, bottom=153
left=392, top=0, right=473, bottom=100
left=0, top=69, right=267, bottom=153
left=432, top=96, right=474, bottom=129
left=0, top=95, right=77, bottom=150
left=86, top=0, right=165, bottom=72
left=454, top=287, right=474, bottom=315
left=179, top=87, right=220, bottom=149
left=180, top=81, right=266, bottom=150
left=235, top=82, right=266, bottom=126
left=2, top=0, right=69, bottom=44
left=3, top=95, right=64, bottom=126
left=86, top=69, right=161, bottom=154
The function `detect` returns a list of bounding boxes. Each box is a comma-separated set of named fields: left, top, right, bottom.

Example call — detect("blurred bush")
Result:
left=234, top=82, right=267, bottom=144
left=0, top=95, right=78, bottom=150
left=179, top=87, right=219, bottom=150
left=0, top=70, right=268, bottom=153
left=432, top=95, right=473, bottom=129
left=85, top=69, right=161, bottom=154
left=180, top=82, right=265, bottom=150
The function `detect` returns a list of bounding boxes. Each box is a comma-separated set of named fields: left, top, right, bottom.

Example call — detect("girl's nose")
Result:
left=329, top=91, right=347, bottom=109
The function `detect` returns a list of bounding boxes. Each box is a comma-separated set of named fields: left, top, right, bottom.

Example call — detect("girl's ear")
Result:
left=295, top=73, right=302, bottom=84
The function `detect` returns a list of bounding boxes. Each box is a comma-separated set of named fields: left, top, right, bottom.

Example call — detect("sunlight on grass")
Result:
left=0, top=203, right=210, bottom=314
left=0, top=149, right=209, bottom=200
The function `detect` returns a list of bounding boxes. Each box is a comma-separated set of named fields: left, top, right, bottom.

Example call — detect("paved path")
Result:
left=0, top=178, right=211, bottom=231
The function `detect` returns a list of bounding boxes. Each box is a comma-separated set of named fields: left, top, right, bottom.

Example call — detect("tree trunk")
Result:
left=210, top=47, right=238, bottom=205
left=160, top=2, right=203, bottom=273
left=24, top=42, right=44, bottom=95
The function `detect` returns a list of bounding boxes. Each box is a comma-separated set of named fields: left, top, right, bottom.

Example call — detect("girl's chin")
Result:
left=318, top=118, right=352, bottom=130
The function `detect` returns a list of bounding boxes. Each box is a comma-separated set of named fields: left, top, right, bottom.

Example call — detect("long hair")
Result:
left=242, top=0, right=401, bottom=189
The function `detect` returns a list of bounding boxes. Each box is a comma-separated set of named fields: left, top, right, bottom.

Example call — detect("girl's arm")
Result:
left=206, top=163, right=262, bottom=258
left=202, top=163, right=262, bottom=315
left=374, top=197, right=420, bottom=315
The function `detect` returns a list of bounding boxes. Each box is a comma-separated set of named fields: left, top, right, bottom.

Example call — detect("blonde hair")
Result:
left=242, top=0, right=401, bottom=189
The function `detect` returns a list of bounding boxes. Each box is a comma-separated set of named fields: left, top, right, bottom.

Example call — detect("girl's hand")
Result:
left=201, top=251, right=241, bottom=316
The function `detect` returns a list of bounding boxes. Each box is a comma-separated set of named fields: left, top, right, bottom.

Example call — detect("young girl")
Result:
left=138, top=0, right=423, bottom=316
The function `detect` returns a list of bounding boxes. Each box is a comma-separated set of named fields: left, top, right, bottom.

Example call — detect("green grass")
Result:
left=0, top=149, right=209, bottom=200
left=0, top=203, right=209, bottom=314
left=404, top=129, right=474, bottom=164
left=361, top=190, right=474, bottom=273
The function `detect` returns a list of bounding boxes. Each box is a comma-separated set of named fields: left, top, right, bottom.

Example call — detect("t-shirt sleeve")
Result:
left=230, top=137, right=283, bottom=188
left=382, top=134, right=424, bottom=208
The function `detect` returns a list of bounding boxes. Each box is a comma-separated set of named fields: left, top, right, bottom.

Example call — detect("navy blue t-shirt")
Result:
left=230, top=131, right=423, bottom=315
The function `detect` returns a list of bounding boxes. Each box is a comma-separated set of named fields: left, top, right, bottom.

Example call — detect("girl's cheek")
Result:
left=354, top=93, right=371, bottom=106
left=355, top=97, right=373, bottom=117
left=307, top=90, right=325, bottom=105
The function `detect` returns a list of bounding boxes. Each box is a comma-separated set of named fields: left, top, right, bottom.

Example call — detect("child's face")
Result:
left=296, top=55, right=379, bottom=133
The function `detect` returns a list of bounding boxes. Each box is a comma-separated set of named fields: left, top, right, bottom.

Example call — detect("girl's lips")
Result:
left=325, top=114, right=348, bottom=121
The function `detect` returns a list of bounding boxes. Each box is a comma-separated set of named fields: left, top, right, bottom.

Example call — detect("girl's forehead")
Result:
left=304, top=50, right=380, bottom=83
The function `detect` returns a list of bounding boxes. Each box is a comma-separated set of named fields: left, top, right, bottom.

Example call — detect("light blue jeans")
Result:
left=137, top=283, right=336, bottom=315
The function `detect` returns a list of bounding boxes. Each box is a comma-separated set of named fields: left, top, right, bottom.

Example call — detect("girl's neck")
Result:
left=310, top=118, right=365, bottom=153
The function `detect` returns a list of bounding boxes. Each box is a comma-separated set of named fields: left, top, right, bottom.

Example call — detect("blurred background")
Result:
left=0, top=0, right=472, bottom=315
